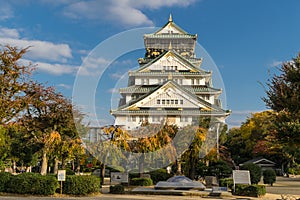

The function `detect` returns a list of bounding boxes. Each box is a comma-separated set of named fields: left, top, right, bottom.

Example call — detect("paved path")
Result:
left=265, top=176, right=300, bottom=197
left=0, top=176, right=299, bottom=200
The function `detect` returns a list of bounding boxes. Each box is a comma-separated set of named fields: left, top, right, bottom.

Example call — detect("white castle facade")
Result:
left=111, top=15, right=230, bottom=130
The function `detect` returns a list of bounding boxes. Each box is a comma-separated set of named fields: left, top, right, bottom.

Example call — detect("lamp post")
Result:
left=214, top=118, right=224, bottom=160
left=216, top=122, right=220, bottom=160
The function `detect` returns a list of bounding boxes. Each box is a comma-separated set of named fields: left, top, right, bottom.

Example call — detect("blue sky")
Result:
left=0, top=0, right=299, bottom=128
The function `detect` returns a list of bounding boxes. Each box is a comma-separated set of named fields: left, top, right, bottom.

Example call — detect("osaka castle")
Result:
left=111, top=15, right=230, bottom=130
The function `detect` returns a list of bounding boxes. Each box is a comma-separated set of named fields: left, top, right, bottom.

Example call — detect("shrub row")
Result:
left=219, top=178, right=233, bottom=190
left=0, top=172, right=13, bottom=192
left=110, top=184, right=125, bottom=194
left=149, top=169, right=172, bottom=184
left=130, top=177, right=153, bottom=186
left=5, top=173, right=58, bottom=195
left=0, top=172, right=100, bottom=195
left=63, top=175, right=100, bottom=195
left=233, top=184, right=266, bottom=197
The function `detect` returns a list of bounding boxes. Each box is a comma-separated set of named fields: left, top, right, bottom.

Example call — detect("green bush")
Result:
left=288, top=164, right=300, bottom=175
left=208, top=160, right=233, bottom=179
left=107, top=165, right=125, bottom=172
left=6, top=173, right=58, bottom=195
left=263, top=169, right=276, bottom=186
left=63, top=175, right=100, bottom=195
left=0, top=172, right=13, bottom=192
left=149, top=169, right=172, bottom=184
left=130, top=177, right=153, bottom=186
left=128, top=169, right=140, bottom=179
left=65, top=168, right=75, bottom=175
left=240, top=163, right=262, bottom=184
left=233, top=184, right=266, bottom=197
left=110, top=184, right=125, bottom=194
left=219, top=178, right=233, bottom=190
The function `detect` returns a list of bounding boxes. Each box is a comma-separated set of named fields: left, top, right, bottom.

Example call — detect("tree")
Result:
left=0, top=45, right=36, bottom=171
left=240, top=163, right=262, bottom=184
left=0, top=45, right=33, bottom=124
left=263, top=52, right=300, bottom=169
left=176, top=125, right=207, bottom=179
left=20, top=82, right=83, bottom=175
left=225, top=111, right=279, bottom=165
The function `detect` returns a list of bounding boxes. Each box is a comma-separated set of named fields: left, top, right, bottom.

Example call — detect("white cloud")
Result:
left=269, top=60, right=282, bottom=68
left=110, top=72, right=126, bottom=80
left=57, top=83, right=72, bottom=89
left=20, top=58, right=77, bottom=75
left=35, top=61, right=77, bottom=75
left=0, top=37, right=72, bottom=62
left=0, top=2, right=13, bottom=21
left=61, top=0, right=199, bottom=26
left=77, top=56, right=111, bottom=76
left=108, top=88, right=119, bottom=94
left=0, top=27, right=19, bottom=38
left=128, top=0, right=198, bottom=9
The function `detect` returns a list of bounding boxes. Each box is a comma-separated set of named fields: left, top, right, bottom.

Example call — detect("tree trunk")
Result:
left=40, top=151, right=48, bottom=175
left=61, top=157, right=66, bottom=169
left=188, top=150, right=195, bottom=179
left=12, top=160, right=16, bottom=173
left=53, top=158, right=59, bottom=174
left=139, top=153, right=145, bottom=177
left=176, top=159, right=182, bottom=175
left=76, top=157, right=80, bottom=173
left=100, top=163, right=105, bottom=185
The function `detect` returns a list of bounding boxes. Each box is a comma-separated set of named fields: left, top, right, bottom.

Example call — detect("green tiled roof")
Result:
left=134, top=50, right=205, bottom=73
left=144, top=34, right=197, bottom=38
left=119, top=85, right=221, bottom=94
left=129, top=71, right=211, bottom=76
left=111, top=109, right=229, bottom=116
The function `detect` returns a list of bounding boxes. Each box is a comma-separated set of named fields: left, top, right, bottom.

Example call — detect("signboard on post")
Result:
left=232, top=170, right=251, bottom=192
left=57, top=170, right=66, bottom=181
left=111, top=172, right=129, bottom=183
left=57, top=170, right=66, bottom=194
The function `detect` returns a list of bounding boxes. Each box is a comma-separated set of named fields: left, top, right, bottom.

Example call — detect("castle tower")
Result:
left=111, top=16, right=230, bottom=130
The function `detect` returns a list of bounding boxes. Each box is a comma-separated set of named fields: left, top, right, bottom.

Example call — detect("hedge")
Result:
left=130, top=177, right=153, bottom=186
left=233, top=184, right=266, bottom=197
left=0, top=172, right=13, bottom=192
left=6, top=173, right=58, bottom=195
left=149, top=169, right=172, bottom=184
left=219, top=178, right=233, bottom=190
left=63, top=175, right=100, bottom=195
left=110, top=184, right=125, bottom=194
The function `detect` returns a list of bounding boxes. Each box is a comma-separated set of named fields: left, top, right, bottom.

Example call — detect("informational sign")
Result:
left=212, top=186, right=228, bottom=192
left=57, top=170, right=66, bottom=181
left=233, top=170, right=251, bottom=185
left=111, top=172, right=129, bottom=183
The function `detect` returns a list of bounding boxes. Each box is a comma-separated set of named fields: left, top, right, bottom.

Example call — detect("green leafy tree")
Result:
left=225, top=111, right=279, bottom=165
left=240, top=163, right=262, bottom=184
left=20, top=82, right=83, bottom=175
left=263, top=52, right=300, bottom=169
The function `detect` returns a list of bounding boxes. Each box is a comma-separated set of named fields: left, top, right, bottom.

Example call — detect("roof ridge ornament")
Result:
left=168, top=42, right=172, bottom=50
left=169, top=14, right=173, bottom=22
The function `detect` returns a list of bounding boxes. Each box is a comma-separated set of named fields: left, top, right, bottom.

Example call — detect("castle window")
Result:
left=157, top=99, right=160, bottom=104
left=132, top=116, right=136, bottom=122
